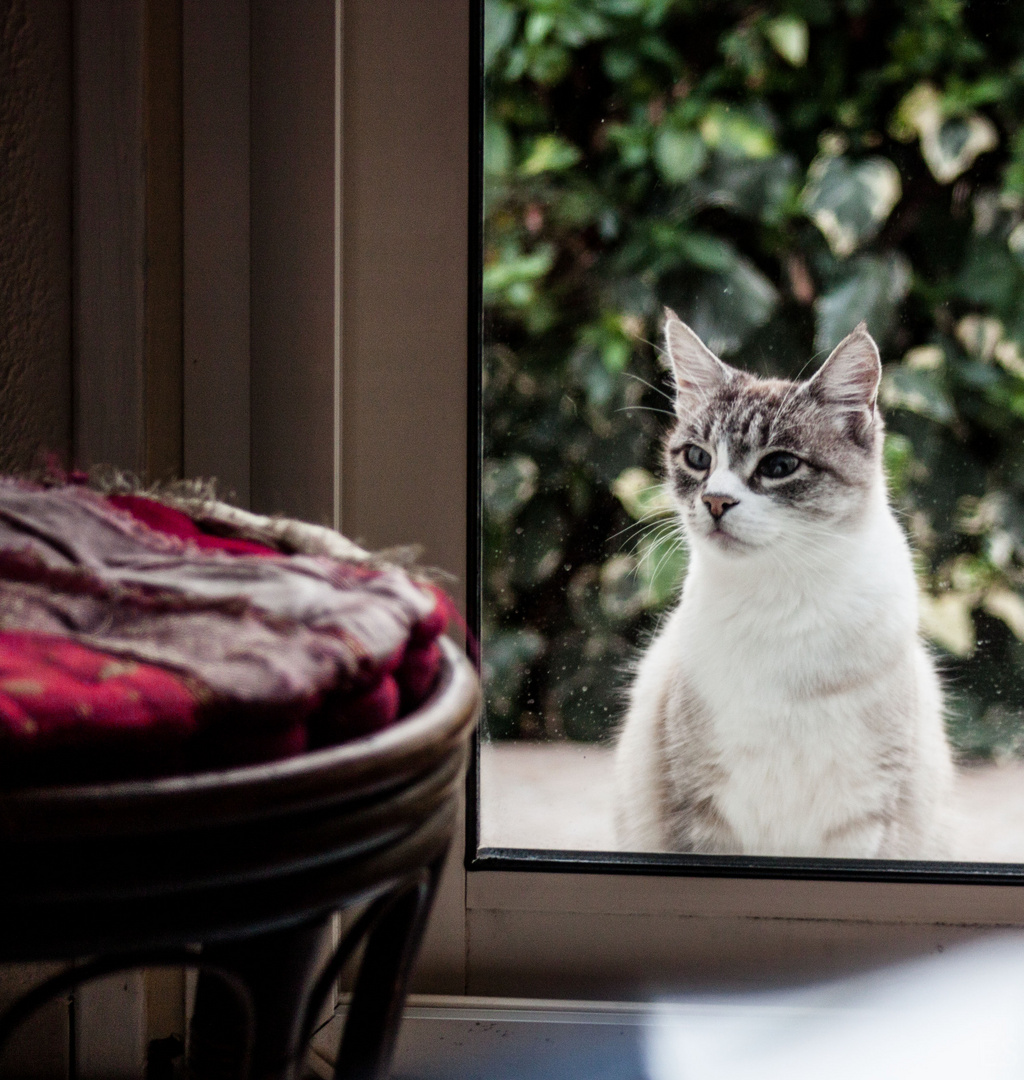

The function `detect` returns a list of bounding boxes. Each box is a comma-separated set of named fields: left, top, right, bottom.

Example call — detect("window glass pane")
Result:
left=480, top=0, right=1024, bottom=866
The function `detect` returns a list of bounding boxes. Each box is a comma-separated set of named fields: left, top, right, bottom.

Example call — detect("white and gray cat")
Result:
left=614, top=310, right=955, bottom=859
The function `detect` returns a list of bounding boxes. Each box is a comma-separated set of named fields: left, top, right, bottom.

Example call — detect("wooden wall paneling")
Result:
left=249, top=0, right=337, bottom=525
left=182, top=0, right=251, bottom=504
left=73, top=0, right=184, bottom=481
left=341, top=0, right=470, bottom=993
left=73, top=0, right=146, bottom=474
left=143, top=0, right=183, bottom=481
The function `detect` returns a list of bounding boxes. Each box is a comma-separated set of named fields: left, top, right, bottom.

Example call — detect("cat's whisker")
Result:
left=628, top=523, right=683, bottom=564
left=609, top=502, right=677, bottom=539
left=622, top=370, right=675, bottom=405
left=645, top=529, right=686, bottom=586
left=794, top=346, right=830, bottom=382
left=617, top=405, right=677, bottom=419
left=630, top=520, right=684, bottom=565
left=610, top=515, right=673, bottom=548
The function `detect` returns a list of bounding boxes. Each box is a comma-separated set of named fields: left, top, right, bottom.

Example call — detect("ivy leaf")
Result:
left=600, top=555, right=647, bottom=622
left=548, top=633, right=631, bottom=742
left=883, top=432, right=916, bottom=498
left=673, top=258, right=779, bottom=356
left=677, top=231, right=737, bottom=273
left=653, top=128, right=707, bottom=184
left=482, top=244, right=554, bottom=299
left=893, top=82, right=998, bottom=184
left=509, top=498, right=568, bottom=587
left=484, top=116, right=513, bottom=178
left=801, top=154, right=902, bottom=257
left=814, top=253, right=911, bottom=352
left=880, top=367, right=955, bottom=425
left=698, top=103, right=776, bottom=159
left=983, top=587, right=1024, bottom=641
left=484, top=0, right=518, bottom=72
left=919, top=590, right=976, bottom=658
left=693, top=153, right=799, bottom=224
left=483, top=456, right=539, bottom=525
left=482, top=627, right=544, bottom=726
left=520, top=134, right=582, bottom=175
left=764, top=15, right=808, bottom=67
left=612, top=468, right=674, bottom=520
left=953, top=236, right=1021, bottom=311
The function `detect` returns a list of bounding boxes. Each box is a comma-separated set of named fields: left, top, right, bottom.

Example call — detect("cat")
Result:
left=613, top=310, right=955, bottom=859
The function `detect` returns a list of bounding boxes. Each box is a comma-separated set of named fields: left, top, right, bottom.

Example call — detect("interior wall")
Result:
left=0, top=0, right=73, bottom=474
left=0, top=4, right=74, bottom=1074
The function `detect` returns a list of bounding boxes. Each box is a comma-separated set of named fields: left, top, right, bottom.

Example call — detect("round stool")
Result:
left=0, top=638, right=479, bottom=1080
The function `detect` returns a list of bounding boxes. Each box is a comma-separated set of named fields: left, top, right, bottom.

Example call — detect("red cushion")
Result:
left=107, top=495, right=279, bottom=557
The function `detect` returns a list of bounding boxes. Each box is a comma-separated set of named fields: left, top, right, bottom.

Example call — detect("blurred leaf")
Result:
left=509, top=497, right=568, bottom=587
left=880, top=367, right=955, bottom=425
left=677, top=232, right=737, bottom=273
left=653, top=128, right=707, bottom=184
left=483, top=455, right=539, bottom=524
left=956, top=314, right=1004, bottom=361
left=883, top=432, right=915, bottom=498
left=551, top=7, right=611, bottom=47
left=548, top=632, right=631, bottom=741
left=603, top=44, right=640, bottom=81
left=983, top=587, right=1024, bottom=641
left=526, top=42, right=572, bottom=85
left=484, top=0, right=518, bottom=71
left=954, top=236, right=1021, bottom=311
left=568, top=565, right=603, bottom=629
left=569, top=342, right=617, bottom=408
left=764, top=15, right=808, bottom=67
left=482, top=244, right=554, bottom=297
left=919, top=590, right=976, bottom=657
left=698, top=103, right=776, bottom=159
left=693, top=153, right=799, bottom=224
left=484, top=116, right=514, bottom=177
left=520, top=134, right=582, bottom=175
left=814, top=253, right=911, bottom=352
left=600, top=554, right=647, bottom=621
left=612, top=467, right=674, bottom=520
left=676, top=258, right=780, bottom=356
left=801, top=154, right=902, bottom=257
left=524, top=11, right=554, bottom=46
left=606, top=122, right=651, bottom=169
left=483, top=626, right=544, bottom=725
left=894, top=82, right=998, bottom=183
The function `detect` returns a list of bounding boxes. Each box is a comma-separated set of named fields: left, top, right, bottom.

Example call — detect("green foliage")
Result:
left=482, top=0, right=1024, bottom=759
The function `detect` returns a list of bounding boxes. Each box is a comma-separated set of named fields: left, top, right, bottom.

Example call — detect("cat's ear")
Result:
left=662, top=308, right=732, bottom=414
left=806, top=322, right=881, bottom=434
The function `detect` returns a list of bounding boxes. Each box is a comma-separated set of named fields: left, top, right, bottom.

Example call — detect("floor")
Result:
left=480, top=742, right=1024, bottom=862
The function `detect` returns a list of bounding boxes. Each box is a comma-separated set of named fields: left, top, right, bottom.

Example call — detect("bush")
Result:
left=482, top=0, right=1024, bottom=760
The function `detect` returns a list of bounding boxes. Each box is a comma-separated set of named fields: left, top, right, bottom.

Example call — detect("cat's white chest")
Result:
left=673, top=564, right=909, bottom=856
left=704, top=695, right=888, bottom=856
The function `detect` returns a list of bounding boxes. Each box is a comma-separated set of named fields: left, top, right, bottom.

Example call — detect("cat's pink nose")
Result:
left=703, top=493, right=738, bottom=520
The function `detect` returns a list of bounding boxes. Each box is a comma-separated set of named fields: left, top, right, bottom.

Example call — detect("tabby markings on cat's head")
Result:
left=660, top=308, right=884, bottom=556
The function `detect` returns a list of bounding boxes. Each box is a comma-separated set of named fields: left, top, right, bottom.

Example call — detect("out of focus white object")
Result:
left=646, top=935, right=1024, bottom=1080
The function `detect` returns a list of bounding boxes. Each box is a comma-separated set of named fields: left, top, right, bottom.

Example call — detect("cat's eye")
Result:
left=757, top=452, right=801, bottom=479
left=682, top=444, right=712, bottom=470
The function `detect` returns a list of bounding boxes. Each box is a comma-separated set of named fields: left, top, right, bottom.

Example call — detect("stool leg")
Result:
left=189, top=916, right=331, bottom=1080
left=334, top=863, right=442, bottom=1080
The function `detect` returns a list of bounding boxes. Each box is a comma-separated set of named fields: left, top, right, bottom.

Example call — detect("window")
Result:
left=477, top=0, right=1024, bottom=881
